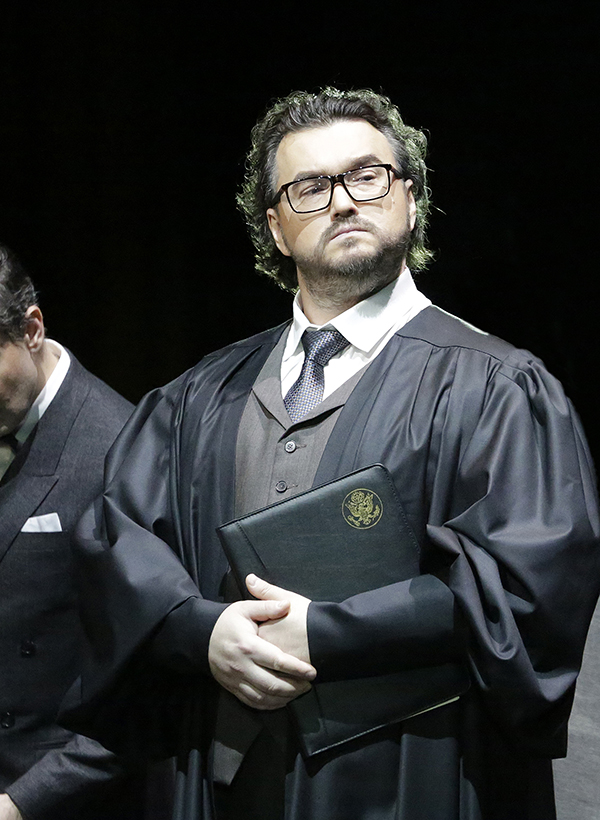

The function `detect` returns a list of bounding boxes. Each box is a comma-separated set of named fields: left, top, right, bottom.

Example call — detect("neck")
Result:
left=297, top=288, right=360, bottom=325
left=296, top=267, right=402, bottom=325
left=35, top=340, right=60, bottom=395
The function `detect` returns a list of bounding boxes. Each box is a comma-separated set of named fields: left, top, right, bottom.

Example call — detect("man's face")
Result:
left=0, top=338, right=40, bottom=437
left=267, top=119, right=416, bottom=294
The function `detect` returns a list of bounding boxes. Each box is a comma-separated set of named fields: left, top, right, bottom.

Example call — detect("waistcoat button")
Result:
left=284, top=441, right=296, bottom=453
left=275, top=480, right=288, bottom=493
left=0, top=712, right=15, bottom=729
left=20, top=640, right=36, bottom=658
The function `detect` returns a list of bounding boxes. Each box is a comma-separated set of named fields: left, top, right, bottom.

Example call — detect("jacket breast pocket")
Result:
left=14, top=530, right=70, bottom=550
left=20, top=511, right=62, bottom=532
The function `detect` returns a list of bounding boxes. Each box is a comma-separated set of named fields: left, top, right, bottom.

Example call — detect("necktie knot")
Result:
left=0, top=433, right=20, bottom=479
left=0, top=433, right=20, bottom=454
left=284, top=328, right=349, bottom=424
left=302, top=328, right=350, bottom=367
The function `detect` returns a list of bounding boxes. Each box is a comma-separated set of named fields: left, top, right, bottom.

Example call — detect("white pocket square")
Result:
left=21, top=513, right=63, bottom=533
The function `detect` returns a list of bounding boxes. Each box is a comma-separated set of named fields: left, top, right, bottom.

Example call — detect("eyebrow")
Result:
left=292, top=154, right=384, bottom=182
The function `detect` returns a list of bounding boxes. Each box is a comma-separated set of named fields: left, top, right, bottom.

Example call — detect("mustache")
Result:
left=320, top=217, right=375, bottom=244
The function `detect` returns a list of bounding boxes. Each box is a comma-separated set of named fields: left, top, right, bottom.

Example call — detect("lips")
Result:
left=328, top=224, right=369, bottom=242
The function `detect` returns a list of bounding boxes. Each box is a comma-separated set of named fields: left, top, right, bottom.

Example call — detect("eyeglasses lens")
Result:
left=287, top=166, right=390, bottom=213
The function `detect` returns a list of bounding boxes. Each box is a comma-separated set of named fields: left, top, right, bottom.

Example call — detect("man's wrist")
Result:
left=0, top=793, right=24, bottom=820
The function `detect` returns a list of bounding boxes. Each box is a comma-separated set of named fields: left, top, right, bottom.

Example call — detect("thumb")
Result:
left=246, top=573, right=290, bottom=602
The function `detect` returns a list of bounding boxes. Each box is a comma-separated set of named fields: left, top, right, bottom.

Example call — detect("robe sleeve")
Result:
left=5, top=735, right=133, bottom=820
left=62, top=377, right=225, bottom=758
left=308, top=353, right=600, bottom=755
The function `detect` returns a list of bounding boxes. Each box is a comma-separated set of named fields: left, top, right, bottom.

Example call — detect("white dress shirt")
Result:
left=281, top=269, right=431, bottom=399
left=15, top=340, right=71, bottom=444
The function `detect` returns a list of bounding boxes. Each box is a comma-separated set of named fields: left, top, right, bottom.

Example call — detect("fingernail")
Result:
left=246, top=574, right=257, bottom=585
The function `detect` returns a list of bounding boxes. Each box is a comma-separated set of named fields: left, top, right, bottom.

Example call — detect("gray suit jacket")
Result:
left=0, top=352, right=140, bottom=820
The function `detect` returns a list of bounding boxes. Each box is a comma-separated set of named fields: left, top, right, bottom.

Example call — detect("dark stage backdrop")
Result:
left=1, top=2, right=598, bottom=460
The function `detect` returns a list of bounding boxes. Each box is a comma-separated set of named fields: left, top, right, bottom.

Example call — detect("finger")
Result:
left=234, top=687, right=288, bottom=710
left=246, top=574, right=291, bottom=602
left=251, top=636, right=316, bottom=680
left=219, top=672, right=291, bottom=710
left=235, top=681, right=307, bottom=710
left=241, top=598, right=290, bottom=623
left=237, top=672, right=313, bottom=709
left=240, top=666, right=313, bottom=700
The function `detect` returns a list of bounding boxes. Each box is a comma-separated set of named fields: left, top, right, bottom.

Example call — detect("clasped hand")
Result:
left=208, top=574, right=315, bottom=710
left=0, top=794, right=22, bottom=820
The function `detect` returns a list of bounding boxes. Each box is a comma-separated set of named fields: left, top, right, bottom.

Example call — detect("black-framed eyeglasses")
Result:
left=271, top=164, right=404, bottom=214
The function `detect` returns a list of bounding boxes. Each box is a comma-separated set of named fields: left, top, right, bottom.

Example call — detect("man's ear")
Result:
left=23, top=306, right=45, bottom=353
left=267, top=208, right=292, bottom=257
left=404, top=180, right=417, bottom=232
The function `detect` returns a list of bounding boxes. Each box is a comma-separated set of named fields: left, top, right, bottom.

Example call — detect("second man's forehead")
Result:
left=288, top=154, right=386, bottom=183
left=275, top=120, right=396, bottom=182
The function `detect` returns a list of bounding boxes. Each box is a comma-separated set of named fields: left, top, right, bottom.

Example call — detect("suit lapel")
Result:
left=0, top=474, right=59, bottom=564
left=20, top=355, right=91, bottom=477
left=0, top=354, right=91, bottom=564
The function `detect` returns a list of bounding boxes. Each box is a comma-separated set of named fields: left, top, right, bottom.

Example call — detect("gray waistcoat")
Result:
left=213, top=328, right=369, bottom=789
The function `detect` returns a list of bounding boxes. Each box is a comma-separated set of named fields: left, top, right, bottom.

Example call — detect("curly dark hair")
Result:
left=0, top=244, right=39, bottom=342
left=237, top=87, right=433, bottom=292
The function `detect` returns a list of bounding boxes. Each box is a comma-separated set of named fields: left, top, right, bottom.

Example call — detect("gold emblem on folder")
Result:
left=342, top=488, right=383, bottom=529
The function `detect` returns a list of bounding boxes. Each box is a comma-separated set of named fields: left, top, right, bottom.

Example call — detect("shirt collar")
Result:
left=15, top=340, right=71, bottom=444
left=284, top=268, right=424, bottom=361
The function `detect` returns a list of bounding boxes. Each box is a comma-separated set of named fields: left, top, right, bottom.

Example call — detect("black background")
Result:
left=1, top=2, right=598, bottom=459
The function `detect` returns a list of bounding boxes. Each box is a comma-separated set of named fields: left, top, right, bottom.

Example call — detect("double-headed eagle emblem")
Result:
left=342, top=488, right=383, bottom=529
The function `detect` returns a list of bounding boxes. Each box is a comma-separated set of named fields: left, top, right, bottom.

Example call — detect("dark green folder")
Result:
left=216, top=464, right=468, bottom=757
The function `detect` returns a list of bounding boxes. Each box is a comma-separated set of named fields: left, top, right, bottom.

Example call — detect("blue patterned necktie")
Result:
left=284, top=328, right=350, bottom=423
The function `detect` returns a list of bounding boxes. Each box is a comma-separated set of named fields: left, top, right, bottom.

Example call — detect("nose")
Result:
left=330, top=180, right=359, bottom=217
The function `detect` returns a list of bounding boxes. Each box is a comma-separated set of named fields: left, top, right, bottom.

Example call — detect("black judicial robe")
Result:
left=64, top=306, right=600, bottom=820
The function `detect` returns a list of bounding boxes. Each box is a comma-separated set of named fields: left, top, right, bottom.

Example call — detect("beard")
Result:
left=291, top=218, right=412, bottom=309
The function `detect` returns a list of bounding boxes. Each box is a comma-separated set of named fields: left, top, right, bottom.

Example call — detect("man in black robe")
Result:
left=64, top=88, right=600, bottom=820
